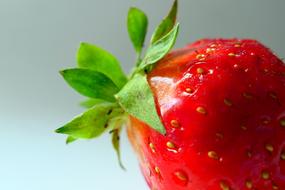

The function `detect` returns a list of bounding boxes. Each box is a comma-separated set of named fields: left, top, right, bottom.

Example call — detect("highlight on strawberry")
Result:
left=56, top=0, right=285, bottom=189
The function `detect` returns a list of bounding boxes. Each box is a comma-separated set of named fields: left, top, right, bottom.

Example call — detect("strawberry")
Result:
left=56, top=1, right=285, bottom=190
left=128, top=39, right=285, bottom=190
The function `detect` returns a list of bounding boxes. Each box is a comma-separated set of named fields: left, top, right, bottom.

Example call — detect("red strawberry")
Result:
left=127, top=39, right=285, bottom=190
left=56, top=1, right=285, bottom=189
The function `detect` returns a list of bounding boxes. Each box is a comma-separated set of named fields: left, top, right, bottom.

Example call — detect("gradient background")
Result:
left=1, top=0, right=285, bottom=190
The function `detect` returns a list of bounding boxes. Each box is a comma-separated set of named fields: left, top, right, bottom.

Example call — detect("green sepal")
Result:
left=56, top=102, right=124, bottom=139
left=111, top=127, right=126, bottom=170
left=77, top=42, right=127, bottom=88
left=80, top=98, right=105, bottom=109
left=66, top=136, right=77, bottom=144
left=139, top=23, right=180, bottom=70
left=57, top=0, right=183, bottom=169
left=115, top=74, right=166, bottom=134
left=150, top=0, right=178, bottom=44
left=60, top=68, right=119, bottom=102
left=127, top=7, right=148, bottom=54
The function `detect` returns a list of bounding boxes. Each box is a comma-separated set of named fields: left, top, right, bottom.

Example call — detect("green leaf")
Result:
left=77, top=43, right=127, bottom=88
left=115, top=74, right=166, bottom=134
left=111, top=128, right=125, bottom=170
left=66, top=136, right=77, bottom=144
left=139, top=23, right=179, bottom=70
left=60, top=68, right=119, bottom=102
left=56, top=103, right=123, bottom=139
left=127, top=7, right=148, bottom=54
left=150, top=0, right=178, bottom=44
left=80, top=98, right=105, bottom=109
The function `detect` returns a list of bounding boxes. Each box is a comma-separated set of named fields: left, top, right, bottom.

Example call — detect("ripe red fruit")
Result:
left=127, top=39, right=285, bottom=190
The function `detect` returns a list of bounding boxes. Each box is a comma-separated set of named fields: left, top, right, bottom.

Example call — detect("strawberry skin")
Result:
left=127, top=39, right=285, bottom=190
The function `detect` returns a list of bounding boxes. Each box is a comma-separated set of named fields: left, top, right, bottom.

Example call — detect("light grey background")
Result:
left=1, top=0, right=284, bottom=190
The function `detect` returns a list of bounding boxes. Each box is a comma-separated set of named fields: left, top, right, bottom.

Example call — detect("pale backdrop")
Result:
left=1, top=0, right=285, bottom=190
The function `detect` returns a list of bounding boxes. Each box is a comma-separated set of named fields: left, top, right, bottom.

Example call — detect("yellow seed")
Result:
left=197, top=67, right=205, bottom=74
left=243, top=92, right=253, bottom=99
left=149, top=143, right=155, bottom=153
left=216, top=132, right=224, bottom=139
left=234, top=41, right=242, bottom=46
left=228, top=53, right=236, bottom=57
left=196, top=54, right=205, bottom=60
left=280, top=151, right=285, bottom=160
left=272, top=183, right=279, bottom=190
left=246, top=150, right=253, bottom=158
left=170, top=120, right=180, bottom=128
left=147, top=167, right=152, bottom=176
left=206, top=48, right=215, bottom=53
left=280, top=118, right=285, bottom=127
left=185, top=88, right=193, bottom=93
left=220, top=181, right=230, bottom=190
left=241, top=125, right=247, bottom=131
left=269, top=92, right=277, bottom=99
left=174, top=171, right=188, bottom=181
left=234, top=44, right=241, bottom=48
left=263, top=119, right=270, bottom=125
left=208, top=151, right=219, bottom=160
left=265, top=144, right=274, bottom=153
left=224, top=99, right=233, bottom=106
left=261, top=170, right=270, bottom=180
left=210, top=44, right=217, bottom=48
left=154, top=166, right=160, bottom=174
left=245, top=179, right=253, bottom=189
left=166, top=141, right=175, bottom=149
left=196, top=106, right=207, bottom=115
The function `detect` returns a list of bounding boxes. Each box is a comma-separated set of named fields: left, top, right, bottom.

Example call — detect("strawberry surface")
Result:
left=128, top=39, right=285, bottom=190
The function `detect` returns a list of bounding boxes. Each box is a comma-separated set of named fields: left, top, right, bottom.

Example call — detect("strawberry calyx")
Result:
left=56, top=0, right=179, bottom=168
